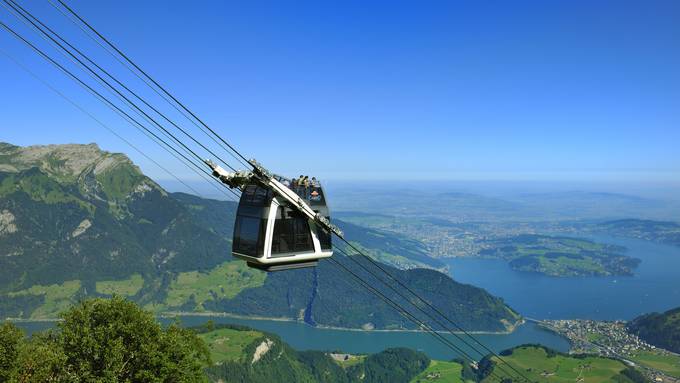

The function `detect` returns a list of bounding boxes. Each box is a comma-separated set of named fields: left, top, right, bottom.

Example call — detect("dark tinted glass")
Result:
left=233, top=183, right=272, bottom=257
left=271, top=207, right=314, bottom=256
left=233, top=216, right=266, bottom=257
left=240, top=184, right=274, bottom=206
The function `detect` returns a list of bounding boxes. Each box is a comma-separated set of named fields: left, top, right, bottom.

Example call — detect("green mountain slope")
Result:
left=0, top=142, right=519, bottom=332
left=628, top=307, right=680, bottom=354
left=197, top=323, right=432, bottom=383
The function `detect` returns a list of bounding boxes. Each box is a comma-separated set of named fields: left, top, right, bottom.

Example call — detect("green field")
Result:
left=163, top=261, right=266, bottom=310
left=410, top=360, right=466, bottom=383
left=95, top=274, right=144, bottom=296
left=482, top=346, right=630, bottom=383
left=7, top=280, right=81, bottom=318
left=199, top=327, right=264, bottom=363
left=630, top=350, right=680, bottom=378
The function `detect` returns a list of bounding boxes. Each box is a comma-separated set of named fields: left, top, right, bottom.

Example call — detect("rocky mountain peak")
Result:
left=0, top=142, right=163, bottom=206
left=1, top=142, right=129, bottom=178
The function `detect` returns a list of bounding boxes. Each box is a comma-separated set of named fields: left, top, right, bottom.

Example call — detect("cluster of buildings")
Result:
left=539, top=320, right=680, bottom=382
left=541, top=319, right=654, bottom=357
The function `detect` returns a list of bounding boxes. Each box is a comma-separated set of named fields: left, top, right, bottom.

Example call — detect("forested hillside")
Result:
left=198, top=323, right=431, bottom=383
left=628, top=306, right=680, bottom=353
left=0, top=142, right=519, bottom=332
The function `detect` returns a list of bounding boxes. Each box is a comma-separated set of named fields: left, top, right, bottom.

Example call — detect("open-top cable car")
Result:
left=205, top=159, right=342, bottom=271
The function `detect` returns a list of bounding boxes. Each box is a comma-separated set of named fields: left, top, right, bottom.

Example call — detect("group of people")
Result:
left=290, top=175, right=322, bottom=201
left=292, top=175, right=320, bottom=188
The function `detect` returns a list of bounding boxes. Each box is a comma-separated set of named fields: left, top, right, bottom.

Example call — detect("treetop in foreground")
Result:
left=0, top=296, right=210, bottom=383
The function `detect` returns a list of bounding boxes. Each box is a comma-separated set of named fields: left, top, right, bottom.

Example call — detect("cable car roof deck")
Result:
left=275, top=175, right=327, bottom=207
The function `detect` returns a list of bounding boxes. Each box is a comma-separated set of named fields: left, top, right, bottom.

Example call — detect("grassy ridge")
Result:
left=95, top=274, right=144, bottom=296
left=410, top=360, right=466, bottom=383
left=199, top=326, right=264, bottom=363
left=7, top=280, right=81, bottom=319
left=629, top=350, right=680, bottom=378
left=480, top=346, right=641, bottom=383
left=163, top=262, right=266, bottom=311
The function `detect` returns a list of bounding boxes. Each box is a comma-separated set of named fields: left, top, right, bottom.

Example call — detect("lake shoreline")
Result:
left=161, top=311, right=524, bottom=335
left=9, top=310, right=524, bottom=335
left=445, top=236, right=680, bottom=321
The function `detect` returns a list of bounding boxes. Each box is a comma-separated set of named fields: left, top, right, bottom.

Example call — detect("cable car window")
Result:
left=232, top=183, right=271, bottom=257
left=240, top=184, right=273, bottom=207
left=233, top=216, right=266, bottom=257
left=271, top=207, right=314, bottom=256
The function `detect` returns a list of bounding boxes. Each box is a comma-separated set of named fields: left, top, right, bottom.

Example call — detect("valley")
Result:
left=3, top=142, right=680, bottom=382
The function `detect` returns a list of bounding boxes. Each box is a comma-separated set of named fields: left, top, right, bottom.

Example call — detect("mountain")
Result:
left=0, top=142, right=519, bottom=332
left=627, top=307, right=680, bottom=354
left=0, top=142, right=231, bottom=288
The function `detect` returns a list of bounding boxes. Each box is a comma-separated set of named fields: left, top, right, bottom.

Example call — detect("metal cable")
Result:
left=0, top=46, right=204, bottom=198
left=337, top=237, right=532, bottom=382
left=2, top=0, right=240, bottom=183
left=51, top=0, right=253, bottom=170
left=326, top=256, right=509, bottom=382
left=333, top=244, right=526, bottom=382
left=6, top=0, right=239, bottom=174
left=0, top=21, right=238, bottom=200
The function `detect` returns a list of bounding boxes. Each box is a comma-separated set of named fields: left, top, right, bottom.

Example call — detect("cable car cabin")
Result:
left=232, top=178, right=333, bottom=272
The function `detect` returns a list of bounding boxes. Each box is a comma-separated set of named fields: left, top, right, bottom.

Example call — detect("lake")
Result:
left=15, top=317, right=568, bottom=361
left=22, top=237, right=676, bottom=361
left=446, top=236, right=680, bottom=320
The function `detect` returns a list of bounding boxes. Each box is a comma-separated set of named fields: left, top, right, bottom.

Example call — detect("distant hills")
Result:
left=627, top=306, right=680, bottom=354
left=329, top=186, right=680, bottom=222
left=330, top=188, right=523, bottom=221
left=0, top=142, right=518, bottom=332
left=595, top=219, right=680, bottom=247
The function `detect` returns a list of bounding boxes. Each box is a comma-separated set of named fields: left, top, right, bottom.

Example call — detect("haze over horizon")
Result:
left=1, top=0, right=678, bottom=185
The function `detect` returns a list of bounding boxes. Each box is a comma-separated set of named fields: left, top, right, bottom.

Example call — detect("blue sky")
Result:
left=1, top=0, right=678, bottom=185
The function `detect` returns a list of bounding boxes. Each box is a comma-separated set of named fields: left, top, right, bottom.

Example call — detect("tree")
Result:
left=12, top=333, right=74, bottom=383
left=0, top=323, right=23, bottom=382
left=57, top=296, right=210, bottom=382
